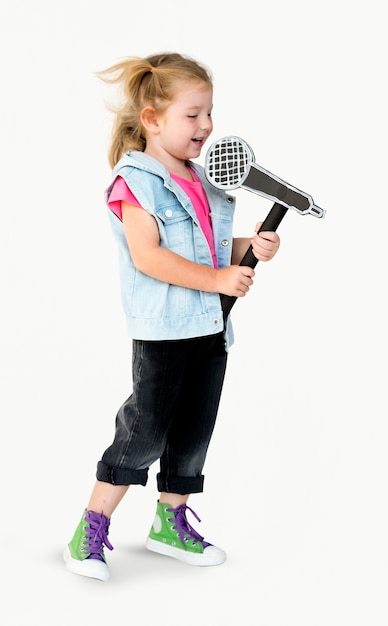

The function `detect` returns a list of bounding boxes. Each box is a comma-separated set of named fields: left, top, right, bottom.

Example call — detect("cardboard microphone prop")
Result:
left=204, top=136, right=326, bottom=320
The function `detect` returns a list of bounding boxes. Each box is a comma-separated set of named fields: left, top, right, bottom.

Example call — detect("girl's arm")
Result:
left=121, top=202, right=255, bottom=298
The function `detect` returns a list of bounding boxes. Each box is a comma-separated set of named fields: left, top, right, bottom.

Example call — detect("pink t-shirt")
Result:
left=107, top=172, right=217, bottom=267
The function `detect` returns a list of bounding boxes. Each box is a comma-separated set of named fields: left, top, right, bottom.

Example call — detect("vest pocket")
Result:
left=155, top=203, right=192, bottom=248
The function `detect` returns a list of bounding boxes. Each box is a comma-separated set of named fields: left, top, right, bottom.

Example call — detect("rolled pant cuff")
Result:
left=156, top=472, right=204, bottom=494
left=96, top=461, right=148, bottom=486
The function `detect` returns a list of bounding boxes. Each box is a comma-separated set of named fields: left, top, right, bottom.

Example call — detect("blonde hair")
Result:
left=97, top=52, right=213, bottom=168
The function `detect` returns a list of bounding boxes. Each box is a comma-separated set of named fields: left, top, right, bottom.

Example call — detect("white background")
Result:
left=1, top=1, right=387, bottom=624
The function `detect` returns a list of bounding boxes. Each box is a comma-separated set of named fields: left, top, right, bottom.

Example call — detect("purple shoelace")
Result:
left=84, top=510, right=114, bottom=561
left=166, top=504, right=210, bottom=548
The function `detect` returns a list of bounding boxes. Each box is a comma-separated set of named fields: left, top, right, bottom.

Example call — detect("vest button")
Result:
left=165, top=209, right=173, bottom=218
left=213, top=318, right=220, bottom=326
left=221, top=239, right=229, bottom=247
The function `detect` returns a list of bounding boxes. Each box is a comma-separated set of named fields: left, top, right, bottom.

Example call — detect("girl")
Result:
left=64, top=52, right=280, bottom=582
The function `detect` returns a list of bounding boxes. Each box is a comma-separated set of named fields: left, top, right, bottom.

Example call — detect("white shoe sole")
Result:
left=145, top=537, right=226, bottom=566
left=63, top=545, right=110, bottom=581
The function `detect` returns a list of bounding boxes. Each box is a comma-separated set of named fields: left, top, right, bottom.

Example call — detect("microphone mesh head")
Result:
left=205, top=136, right=254, bottom=189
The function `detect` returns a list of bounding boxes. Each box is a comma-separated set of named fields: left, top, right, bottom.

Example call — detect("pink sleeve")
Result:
left=107, top=176, right=141, bottom=221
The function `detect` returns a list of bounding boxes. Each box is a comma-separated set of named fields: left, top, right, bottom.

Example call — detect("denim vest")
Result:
left=106, top=151, right=236, bottom=349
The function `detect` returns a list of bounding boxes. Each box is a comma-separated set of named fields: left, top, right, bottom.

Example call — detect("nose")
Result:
left=200, top=115, right=213, bottom=132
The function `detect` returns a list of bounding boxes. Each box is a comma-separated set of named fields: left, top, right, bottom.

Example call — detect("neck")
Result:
left=171, top=162, right=194, bottom=181
left=144, top=147, right=193, bottom=180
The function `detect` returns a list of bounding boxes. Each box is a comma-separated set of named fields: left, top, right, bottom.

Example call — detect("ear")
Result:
left=141, top=106, right=160, bottom=134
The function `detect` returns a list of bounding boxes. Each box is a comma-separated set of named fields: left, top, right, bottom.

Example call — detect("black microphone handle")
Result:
left=221, top=202, right=288, bottom=321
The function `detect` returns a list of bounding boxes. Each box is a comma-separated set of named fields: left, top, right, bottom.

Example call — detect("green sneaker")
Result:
left=63, top=509, right=113, bottom=581
left=146, top=501, right=226, bottom=566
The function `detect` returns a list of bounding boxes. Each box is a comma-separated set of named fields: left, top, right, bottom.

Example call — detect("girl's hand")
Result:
left=251, top=222, right=280, bottom=262
left=215, top=265, right=255, bottom=298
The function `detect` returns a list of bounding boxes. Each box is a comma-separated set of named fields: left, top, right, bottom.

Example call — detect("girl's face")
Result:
left=145, top=80, right=213, bottom=165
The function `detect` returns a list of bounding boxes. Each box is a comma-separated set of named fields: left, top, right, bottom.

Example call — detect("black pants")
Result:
left=97, top=332, right=228, bottom=494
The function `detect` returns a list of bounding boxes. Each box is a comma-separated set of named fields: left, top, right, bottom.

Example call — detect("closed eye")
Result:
left=188, top=113, right=212, bottom=119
